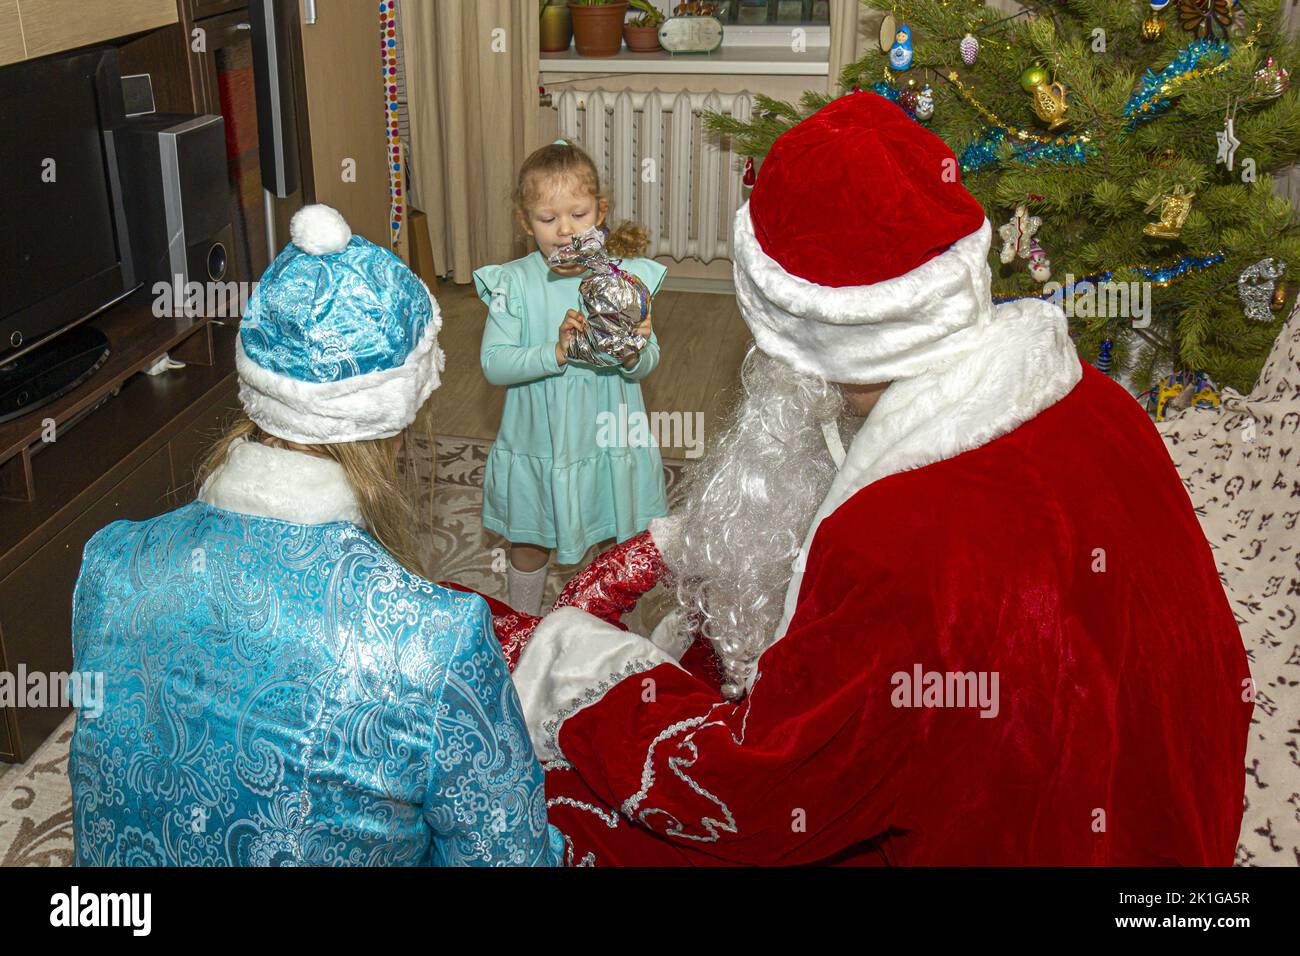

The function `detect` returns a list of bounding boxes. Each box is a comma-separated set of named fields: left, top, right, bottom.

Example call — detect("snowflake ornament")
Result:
left=998, top=203, right=1042, bottom=264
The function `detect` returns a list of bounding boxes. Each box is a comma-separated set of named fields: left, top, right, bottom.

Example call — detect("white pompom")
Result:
left=289, top=203, right=352, bottom=256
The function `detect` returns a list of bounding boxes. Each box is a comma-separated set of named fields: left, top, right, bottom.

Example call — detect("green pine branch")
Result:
left=702, top=0, right=1300, bottom=392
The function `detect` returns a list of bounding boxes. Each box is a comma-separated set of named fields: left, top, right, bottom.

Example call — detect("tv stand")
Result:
left=0, top=325, right=112, bottom=426
left=0, top=288, right=237, bottom=761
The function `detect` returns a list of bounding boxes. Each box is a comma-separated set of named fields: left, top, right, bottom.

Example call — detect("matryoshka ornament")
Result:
left=889, top=24, right=914, bottom=71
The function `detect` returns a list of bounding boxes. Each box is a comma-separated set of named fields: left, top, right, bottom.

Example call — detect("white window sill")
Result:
left=540, top=44, right=828, bottom=77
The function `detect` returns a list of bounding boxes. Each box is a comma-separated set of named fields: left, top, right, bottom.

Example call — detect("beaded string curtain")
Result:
left=380, top=0, right=403, bottom=248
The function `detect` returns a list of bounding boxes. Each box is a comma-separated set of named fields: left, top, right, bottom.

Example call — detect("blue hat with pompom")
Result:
left=236, top=204, right=444, bottom=443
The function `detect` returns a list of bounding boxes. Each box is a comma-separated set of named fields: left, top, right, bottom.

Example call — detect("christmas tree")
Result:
left=706, top=0, right=1300, bottom=393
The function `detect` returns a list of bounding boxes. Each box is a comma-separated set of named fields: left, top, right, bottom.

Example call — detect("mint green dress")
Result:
left=473, top=252, right=669, bottom=564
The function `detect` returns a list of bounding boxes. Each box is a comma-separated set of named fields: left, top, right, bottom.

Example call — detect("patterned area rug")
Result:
left=0, top=435, right=683, bottom=867
left=7, top=394, right=1297, bottom=867
left=0, top=718, right=72, bottom=866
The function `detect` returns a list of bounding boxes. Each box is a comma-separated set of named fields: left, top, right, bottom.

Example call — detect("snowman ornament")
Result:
left=889, top=24, right=914, bottom=71
left=1028, top=238, right=1052, bottom=282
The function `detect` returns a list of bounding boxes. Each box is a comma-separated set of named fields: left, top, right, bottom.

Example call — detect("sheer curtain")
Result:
left=401, top=0, right=540, bottom=283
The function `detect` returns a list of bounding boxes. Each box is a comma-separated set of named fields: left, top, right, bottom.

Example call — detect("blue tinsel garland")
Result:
left=991, top=252, right=1227, bottom=304
left=866, top=42, right=1237, bottom=292
left=1122, top=38, right=1232, bottom=129
left=958, top=127, right=1095, bottom=173
left=875, top=39, right=1233, bottom=173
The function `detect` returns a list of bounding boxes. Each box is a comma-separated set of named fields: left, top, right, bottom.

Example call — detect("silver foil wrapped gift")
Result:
left=548, top=227, right=650, bottom=366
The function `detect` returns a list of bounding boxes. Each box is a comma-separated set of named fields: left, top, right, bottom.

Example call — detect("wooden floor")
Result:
left=426, top=282, right=753, bottom=461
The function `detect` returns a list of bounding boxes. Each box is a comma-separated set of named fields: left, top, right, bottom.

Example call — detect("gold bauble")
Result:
left=1020, top=64, right=1049, bottom=92
left=1141, top=13, right=1166, bottom=40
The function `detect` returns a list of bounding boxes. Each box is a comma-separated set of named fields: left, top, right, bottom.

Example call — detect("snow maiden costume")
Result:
left=484, top=94, right=1252, bottom=865
left=69, top=205, right=563, bottom=866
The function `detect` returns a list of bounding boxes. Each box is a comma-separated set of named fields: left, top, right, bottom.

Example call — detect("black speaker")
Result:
left=117, top=113, right=235, bottom=287
left=250, top=0, right=301, bottom=199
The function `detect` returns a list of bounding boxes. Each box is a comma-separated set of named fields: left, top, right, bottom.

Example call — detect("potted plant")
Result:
left=569, top=0, right=629, bottom=57
left=540, top=0, right=573, bottom=53
left=624, top=0, right=664, bottom=52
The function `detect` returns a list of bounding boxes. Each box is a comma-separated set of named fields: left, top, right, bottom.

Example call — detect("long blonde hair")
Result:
left=196, top=407, right=434, bottom=578
left=513, top=140, right=649, bottom=258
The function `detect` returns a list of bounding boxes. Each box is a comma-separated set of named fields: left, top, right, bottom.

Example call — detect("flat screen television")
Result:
left=0, top=47, right=137, bottom=367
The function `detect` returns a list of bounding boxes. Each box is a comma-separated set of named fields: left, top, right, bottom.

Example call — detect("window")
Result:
left=713, top=0, right=831, bottom=24
left=659, top=1, right=830, bottom=26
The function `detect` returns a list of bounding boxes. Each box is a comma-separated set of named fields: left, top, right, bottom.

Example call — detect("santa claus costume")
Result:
left=474, top=93, right=1252, bottom=866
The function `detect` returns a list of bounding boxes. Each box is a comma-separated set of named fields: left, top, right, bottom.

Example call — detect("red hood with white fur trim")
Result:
left=735, top=205, right=1029, bottom=387
left=731, top=198, right=1085, bottom=675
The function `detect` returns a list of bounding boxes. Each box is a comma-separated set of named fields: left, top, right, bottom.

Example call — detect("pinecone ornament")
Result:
left=960, top=33, right=979, bottom=66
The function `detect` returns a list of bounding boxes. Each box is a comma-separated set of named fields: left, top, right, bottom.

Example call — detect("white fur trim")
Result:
left=290, top=203, right=352, bottom=256
left=198, top=439, right=363, bottom=525
left=647, top=514, right=681, bottom=556
left=514, top=606, right=682, bottom=761
left=760, top=296, right=1083, bottom=690
left=733, top=203, right=996, bottom=385
left=236, top=284, right=445, bottom=444
left=648, top=609, right=693, bottom=660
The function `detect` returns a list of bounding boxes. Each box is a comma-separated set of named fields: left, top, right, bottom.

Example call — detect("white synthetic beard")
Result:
left=659, top=346, right=844, bottom=698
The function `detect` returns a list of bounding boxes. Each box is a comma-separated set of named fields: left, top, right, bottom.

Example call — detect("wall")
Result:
left=298, top=0, right=392, bottom=248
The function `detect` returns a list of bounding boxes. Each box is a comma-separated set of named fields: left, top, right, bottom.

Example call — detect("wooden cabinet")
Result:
left=13, top=0, right=178, bottom=61
left=189, top=0, right=245, bottom=20
left=0, top=308, right=239, bottom=762
left=0, top=4, right=313, bottom=763
left=0, top=444, right=173, bottom=759
left=0, top=367, right=239, bottom=761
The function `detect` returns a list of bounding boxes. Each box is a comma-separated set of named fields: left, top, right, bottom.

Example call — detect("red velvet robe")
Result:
left=534, top=363, right=1251, bottom=866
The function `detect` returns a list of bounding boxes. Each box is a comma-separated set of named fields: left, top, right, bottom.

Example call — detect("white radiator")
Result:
left=550, top=88, right=754, bottom=264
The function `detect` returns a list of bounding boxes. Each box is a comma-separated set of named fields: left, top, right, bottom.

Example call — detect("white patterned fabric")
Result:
left=1158, top=304, right=1300, bottom=866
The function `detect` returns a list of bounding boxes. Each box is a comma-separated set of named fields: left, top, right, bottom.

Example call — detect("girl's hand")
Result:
left=556, top=309, right=585, bottom=365
left=622, top=315, right=652, bottom=368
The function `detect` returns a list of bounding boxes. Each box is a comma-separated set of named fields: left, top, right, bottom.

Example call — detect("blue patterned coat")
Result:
left=69, top=439, right=563, bottom=866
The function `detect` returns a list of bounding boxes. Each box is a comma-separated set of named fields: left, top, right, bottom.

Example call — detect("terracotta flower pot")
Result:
left=569, top=2, right=629, bottom=58
left=540, top=4, right=573, bottom=53
left=623, top=23, right=661, bottom=52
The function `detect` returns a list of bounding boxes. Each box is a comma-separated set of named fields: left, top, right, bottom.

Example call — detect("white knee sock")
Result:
left=507, top=562, right=549, bottom=617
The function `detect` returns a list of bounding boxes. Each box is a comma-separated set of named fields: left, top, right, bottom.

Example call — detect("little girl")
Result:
left=473, top=140, right=669, bottom=615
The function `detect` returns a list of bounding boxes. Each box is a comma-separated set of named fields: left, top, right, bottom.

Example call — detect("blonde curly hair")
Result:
left=514, top=140, right=649, bottom=258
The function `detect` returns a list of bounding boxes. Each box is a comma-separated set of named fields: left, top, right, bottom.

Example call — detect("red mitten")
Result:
left=551, top=529, right=668, bottom=628
left=438, top=582, right=541, bottom=672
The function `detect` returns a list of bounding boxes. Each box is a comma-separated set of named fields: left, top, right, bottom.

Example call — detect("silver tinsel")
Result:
left=547, top=227, right=650, bottom=366
left=1238, top=257, right=1286, bottom=322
